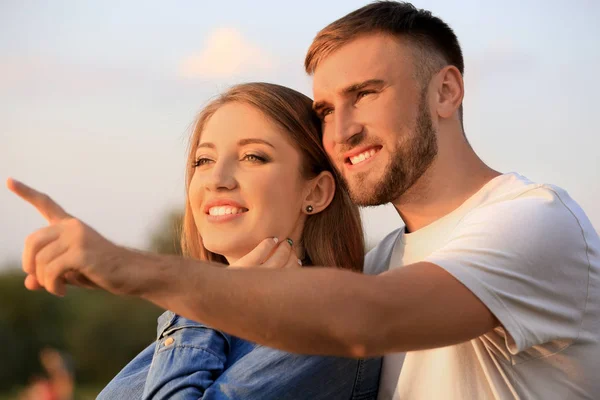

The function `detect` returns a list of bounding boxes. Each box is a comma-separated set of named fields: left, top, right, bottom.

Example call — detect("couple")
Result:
left=8, top=1, right=600, bottom=399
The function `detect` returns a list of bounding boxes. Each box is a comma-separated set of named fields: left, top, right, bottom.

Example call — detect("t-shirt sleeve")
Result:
left=364, top=228, right=403, bottom=275
left=425, top=187, right=590, bottom=354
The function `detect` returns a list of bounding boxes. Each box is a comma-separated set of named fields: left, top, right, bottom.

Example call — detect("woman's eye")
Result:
left=193, top=157, right=213, bottom=168
left=242, top=154, right=267, bottom=163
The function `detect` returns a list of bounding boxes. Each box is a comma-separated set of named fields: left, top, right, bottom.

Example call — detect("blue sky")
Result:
left=1, top=0, right=599, bottom=266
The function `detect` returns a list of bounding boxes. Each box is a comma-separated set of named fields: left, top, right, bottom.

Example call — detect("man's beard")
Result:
left=344, top=89, right=438, bottom=206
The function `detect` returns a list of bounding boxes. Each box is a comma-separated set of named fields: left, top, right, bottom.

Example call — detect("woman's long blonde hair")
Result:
left=181, top=82, right=364, bottom=271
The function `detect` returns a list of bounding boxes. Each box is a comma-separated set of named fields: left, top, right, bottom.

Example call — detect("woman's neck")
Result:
left=222, top=242, right=306, bottom=267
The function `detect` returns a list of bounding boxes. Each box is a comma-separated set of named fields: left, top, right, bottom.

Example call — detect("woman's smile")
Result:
left=204, top=199, right=249, bottom=223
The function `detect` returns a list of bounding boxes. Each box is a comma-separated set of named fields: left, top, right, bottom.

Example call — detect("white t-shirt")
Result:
left=365, top=172, right=600, bottom=400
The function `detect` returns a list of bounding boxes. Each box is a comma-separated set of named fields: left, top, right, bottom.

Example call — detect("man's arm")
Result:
left=8, top=177, right=497, bottom=357
left=136, top=252, right=497, bottom=357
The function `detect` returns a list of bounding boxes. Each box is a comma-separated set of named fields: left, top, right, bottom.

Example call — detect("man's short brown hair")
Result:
left=305, top=1, right=464, bottom=86
left=305, top=1, right=465, bottom=122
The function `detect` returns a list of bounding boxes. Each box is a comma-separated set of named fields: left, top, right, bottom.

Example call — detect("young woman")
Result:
left=97, top=82, right=381, bottom=399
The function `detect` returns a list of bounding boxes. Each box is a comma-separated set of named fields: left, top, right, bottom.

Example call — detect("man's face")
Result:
left=312, top=33, right=438, bottom=206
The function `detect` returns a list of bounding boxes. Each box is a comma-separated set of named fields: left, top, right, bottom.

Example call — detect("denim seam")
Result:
left=156, top=344, right=226, bottom=360
left=350, top=358, right=364, bottom=400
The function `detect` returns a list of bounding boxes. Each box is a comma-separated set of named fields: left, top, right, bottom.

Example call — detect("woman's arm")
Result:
left=142, top=313, right=231, bottom=400
left=202, top=346, right=382, bottom=400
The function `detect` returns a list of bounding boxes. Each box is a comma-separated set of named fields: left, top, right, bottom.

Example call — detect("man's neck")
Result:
left=393, top=142, right=500, bottom=233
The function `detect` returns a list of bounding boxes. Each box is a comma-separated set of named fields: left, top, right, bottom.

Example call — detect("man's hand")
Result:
left=7, top=178, right=135, bottom=297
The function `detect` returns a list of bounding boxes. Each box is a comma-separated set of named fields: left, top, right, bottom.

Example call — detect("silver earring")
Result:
left=306, top=205, right=314, bottom=213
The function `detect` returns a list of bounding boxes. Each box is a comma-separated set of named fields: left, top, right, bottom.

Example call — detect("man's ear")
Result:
left=434, top=65, right=464, bottom=119
left=303, top=171, right=336, bottom=214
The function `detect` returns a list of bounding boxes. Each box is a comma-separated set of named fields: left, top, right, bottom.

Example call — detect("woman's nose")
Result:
left=206, top=161, right=237, bottom=191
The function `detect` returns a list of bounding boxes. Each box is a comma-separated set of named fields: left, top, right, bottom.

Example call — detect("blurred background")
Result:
left=1, top=0, right=599, bottom=397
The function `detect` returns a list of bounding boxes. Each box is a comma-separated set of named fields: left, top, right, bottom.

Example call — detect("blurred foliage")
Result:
left=148, top=210, right=184, bottom=256
left=0, top=209, right=184, bottom=394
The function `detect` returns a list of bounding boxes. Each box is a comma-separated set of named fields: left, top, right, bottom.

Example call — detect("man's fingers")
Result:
left=36, top=239, right=68, bottom=268
left=24, top=274, right=44, bottom=291
left=6, top=178, right=70, bottom=223
left=64, top=271, right=99, bottom=289
left=22, top=226, right=61, bottom=277
left=230, top=237, right=279, bottom=268
left=36, top=240, right=69, bottom=289
left=43, top=257, right=69, bottom=297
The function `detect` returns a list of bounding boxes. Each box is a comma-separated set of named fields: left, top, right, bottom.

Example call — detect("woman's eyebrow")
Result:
left=196, top=138, right=275, bottom=150
left=238, top=138, right=275, bottom=148
left=197, top=142, right=215, bottom=149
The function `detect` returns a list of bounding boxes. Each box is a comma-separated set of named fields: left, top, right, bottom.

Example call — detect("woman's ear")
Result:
left=303, top=171, right=335, bottom=214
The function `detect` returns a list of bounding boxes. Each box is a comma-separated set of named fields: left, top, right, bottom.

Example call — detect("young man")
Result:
left=9, top=2, right=600, bottom=399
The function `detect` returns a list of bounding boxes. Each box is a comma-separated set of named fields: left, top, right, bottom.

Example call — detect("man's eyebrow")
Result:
left=341, top=79, right=386, bottom=95
left=313, top=79, right=386, bottom=112
left=313, top=100, right=329, bottom=114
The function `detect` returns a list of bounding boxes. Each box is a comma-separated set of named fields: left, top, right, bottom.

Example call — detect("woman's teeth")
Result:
left=208, top=206, right=246, bottom=216
left=350, top=148, right=377, bottom=165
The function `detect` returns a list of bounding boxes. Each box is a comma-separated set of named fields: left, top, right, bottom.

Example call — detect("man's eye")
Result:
left=321, top=109, right=334, bottom=122
left=358, top=90, right=374, bottom=99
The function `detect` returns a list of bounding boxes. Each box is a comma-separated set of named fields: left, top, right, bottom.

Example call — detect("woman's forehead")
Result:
left=201, top=103, right=282, bottom=143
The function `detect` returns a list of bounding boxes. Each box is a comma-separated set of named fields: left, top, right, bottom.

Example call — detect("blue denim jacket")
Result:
left=98, top=311, right=381, bottom=399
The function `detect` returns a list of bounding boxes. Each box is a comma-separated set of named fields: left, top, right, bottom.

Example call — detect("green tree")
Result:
left=148, top=210, right=184, bottom=255
left=0, top=208, right=185, bottom=393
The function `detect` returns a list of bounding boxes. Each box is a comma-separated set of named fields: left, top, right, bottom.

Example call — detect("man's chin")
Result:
left=347, top=182, right=384, bottom=206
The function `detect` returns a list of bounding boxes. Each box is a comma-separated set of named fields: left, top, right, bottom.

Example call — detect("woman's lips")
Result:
left=205, top=205, right=249, bottom=223
left=207, top=206, right=247, bottom=216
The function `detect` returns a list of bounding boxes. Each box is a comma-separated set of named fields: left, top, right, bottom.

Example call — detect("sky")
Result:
left=1, top=0, right=599, bottom=267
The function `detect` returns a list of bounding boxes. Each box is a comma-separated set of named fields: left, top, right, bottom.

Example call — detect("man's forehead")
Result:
left=312, top=33, right=412, bottom=98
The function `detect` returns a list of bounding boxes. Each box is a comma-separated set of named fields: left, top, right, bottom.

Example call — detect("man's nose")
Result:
left=330, top=106, right=363, bottom=145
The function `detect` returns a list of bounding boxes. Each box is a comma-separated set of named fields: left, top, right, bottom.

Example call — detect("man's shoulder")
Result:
left=477, top=177, right=583, bottom=217
left=449, top=175, right=599, bottom=261
left=364, top=228, right=404, bottom=275
left=463, top=173, right=588, bottom=229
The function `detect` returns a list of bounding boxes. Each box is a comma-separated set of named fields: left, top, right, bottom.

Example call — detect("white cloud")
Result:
left=179, top=27, right=276, bottom=79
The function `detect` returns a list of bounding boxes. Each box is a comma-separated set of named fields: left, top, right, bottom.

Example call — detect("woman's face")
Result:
left=189, top=102, right=310, bottom=263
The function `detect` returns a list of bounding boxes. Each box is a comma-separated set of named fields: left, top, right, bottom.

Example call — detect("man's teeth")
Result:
left=350, top=149, right=377, bottom=165
left=208, top=207, right=246, bottom=216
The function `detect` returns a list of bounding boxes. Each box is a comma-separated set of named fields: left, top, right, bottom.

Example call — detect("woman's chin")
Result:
left=204, top=242, right=256, bottom=264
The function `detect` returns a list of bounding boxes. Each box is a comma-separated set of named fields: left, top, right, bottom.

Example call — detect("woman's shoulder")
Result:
left=156, top=311, right=233, bottom=356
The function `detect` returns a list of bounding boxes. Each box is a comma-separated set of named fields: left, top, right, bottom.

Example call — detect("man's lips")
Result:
left=343, top=145, right=383, bottom=166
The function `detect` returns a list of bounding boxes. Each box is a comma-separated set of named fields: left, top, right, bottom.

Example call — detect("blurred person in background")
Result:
left=18, top=348, right=73, bottom=400
left=39, top=348, right=74, bottom=400
left=18, top=376, right=55, bottom=400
